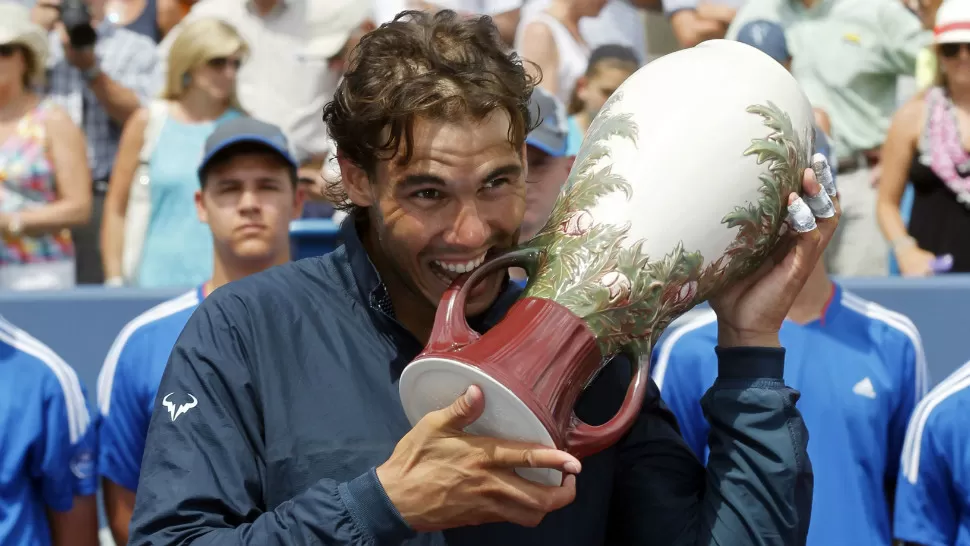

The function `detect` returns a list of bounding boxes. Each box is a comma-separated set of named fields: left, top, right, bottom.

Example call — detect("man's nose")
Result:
left=445, top=202, right=489, bottom=248
left=238, top=189, right=261, bottom=213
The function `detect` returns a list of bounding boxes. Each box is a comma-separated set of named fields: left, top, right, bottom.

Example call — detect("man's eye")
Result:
left=484, top=178, right=510, bottom=189
left=413, top=189, right=441, bottom=200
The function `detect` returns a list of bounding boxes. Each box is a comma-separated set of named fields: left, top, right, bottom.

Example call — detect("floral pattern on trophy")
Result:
left=518, top=92, right=812, bottom=363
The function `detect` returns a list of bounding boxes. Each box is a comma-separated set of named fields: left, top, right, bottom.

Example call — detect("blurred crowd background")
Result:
left=0, top=0, right=961, bottom=291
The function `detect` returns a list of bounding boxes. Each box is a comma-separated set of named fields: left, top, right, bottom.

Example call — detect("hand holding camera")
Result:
left=31, top=0, right=98, bottom=69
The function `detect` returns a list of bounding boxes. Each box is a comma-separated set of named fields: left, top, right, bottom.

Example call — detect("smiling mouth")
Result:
left=428, top=251, right=495, bottom=285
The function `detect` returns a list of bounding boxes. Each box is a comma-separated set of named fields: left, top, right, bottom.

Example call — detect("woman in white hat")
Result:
left=0, top=3, right=92, bottom=290
left=877, top=0, right=970, bottom=276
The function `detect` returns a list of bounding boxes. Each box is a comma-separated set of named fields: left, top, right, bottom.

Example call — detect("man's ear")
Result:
left=337, top=152, right=375, bottom=207
left=195, top=189, right=208, bottom=224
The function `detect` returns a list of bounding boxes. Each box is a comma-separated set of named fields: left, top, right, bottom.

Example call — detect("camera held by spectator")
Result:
left=59, top=0, right=97, bottom=48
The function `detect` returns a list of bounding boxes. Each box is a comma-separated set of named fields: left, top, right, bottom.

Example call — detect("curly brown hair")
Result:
left=321, top=10, right=540, bottom=213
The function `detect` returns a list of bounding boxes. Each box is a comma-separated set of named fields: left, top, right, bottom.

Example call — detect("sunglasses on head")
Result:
left=940, top=42, right=970, bottom=58
left=207, top=57, right=242, bottom=70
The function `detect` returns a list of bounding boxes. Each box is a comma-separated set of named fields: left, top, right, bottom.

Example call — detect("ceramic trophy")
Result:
left=398, top=39, right=816, bottom=486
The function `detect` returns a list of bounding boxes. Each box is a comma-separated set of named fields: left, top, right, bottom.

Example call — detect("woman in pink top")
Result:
left=0, top=4, right=91, bottom=290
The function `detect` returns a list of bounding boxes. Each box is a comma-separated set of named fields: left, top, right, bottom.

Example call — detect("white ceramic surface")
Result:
left=399, top=357, right=562, bottom=486
left=581, top=39, right=813, bottom=271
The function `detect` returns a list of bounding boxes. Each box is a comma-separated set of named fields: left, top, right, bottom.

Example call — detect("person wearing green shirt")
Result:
left=727, top=0, right=933, bottom=277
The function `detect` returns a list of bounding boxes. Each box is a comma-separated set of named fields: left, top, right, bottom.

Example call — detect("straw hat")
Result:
left=0, top=2, right=49, bottom=86
left=935, top=0, right=970, bottom=44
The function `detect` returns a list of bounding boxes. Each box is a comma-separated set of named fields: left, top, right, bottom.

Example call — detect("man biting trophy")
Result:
left=128, top=11, right=837, bottom=546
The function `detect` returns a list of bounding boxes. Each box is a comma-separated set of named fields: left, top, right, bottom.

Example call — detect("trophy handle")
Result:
left=564, top=343, right=651, bottom=459
left=425, top=248, right=541, bottom=353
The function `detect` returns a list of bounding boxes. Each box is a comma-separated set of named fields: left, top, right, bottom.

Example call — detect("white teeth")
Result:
left=433, top=254, right=487, bottom=274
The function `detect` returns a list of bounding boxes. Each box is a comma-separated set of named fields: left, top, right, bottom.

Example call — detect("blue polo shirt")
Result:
left=0, top=316, right=97, bottom=546
left=96, top=285, right=204, bottom=491
left=894, top=359, right=970, bottom=546
left=653, top=283, right=927, bottom=546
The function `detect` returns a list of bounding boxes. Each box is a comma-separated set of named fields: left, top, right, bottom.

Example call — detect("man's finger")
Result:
left=786, top=193, right=817, bottom=233
left=812, top=153, right=837, bottom=197
left=429, top=384, right=486, bottom=430
left=488, top=470, right=578, bottom=526
left=486, top=442, right=582, bottom=474
left=803, top=175, right=836, bottom=219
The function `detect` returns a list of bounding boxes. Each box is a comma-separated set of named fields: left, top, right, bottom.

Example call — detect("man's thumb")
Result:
left=439, top=384, right=485, bottom=430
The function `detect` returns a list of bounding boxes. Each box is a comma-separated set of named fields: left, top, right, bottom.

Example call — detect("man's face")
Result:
left=521, top=145, right=572, bottom=242
left=196, top=151, right=303, bottom=264
left=577, top=66, right=633, bottom=117
left=341, top=112, right=527, bottom=318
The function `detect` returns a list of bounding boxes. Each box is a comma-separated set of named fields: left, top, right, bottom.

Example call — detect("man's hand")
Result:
left=56, top=23, right=96, bottom=71
left=377, top=385, right=580, bottom=531
left=710, top=154, right=841, bottom=348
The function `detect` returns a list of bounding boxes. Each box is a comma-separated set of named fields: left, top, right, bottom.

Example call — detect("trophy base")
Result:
left=399, top=357, right=563, bottom=487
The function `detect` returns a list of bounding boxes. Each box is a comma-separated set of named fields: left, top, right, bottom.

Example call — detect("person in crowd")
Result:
left=652, top=227, right=929, bottom=546
left=521, top=87, right=574, bottom=242
left=158, top=0, right=374, bottom=204
left=30, top=0, right=159, bottom=286
left=0, top=314, right=99, bottom=546
left=128, top=10, right=839, bottom=545
left=515, top=0, right=607, bottom=105
left=0, top=3, right=92, bottom=290
left=96, top=116, right=303, bottom=546
left=100, top=17, right=245, bottom=288
left=103, top=0, right=197, bottom=42
left=299, top=4, right=377, bottom=217
left=728, top=0, right=932, bottom=277
left=519, top=0, right=658, bottom=68
left=877, top=0, right=970, bottom=275
left=893, top=357, right=970, bottom=546
left=509, top=86, right=574, bottom=286
left=565, top=43, right=639, bottom=154
left=665, top=0, right=745, bottom=48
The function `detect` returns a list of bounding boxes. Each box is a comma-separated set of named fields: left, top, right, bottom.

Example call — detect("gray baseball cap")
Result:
left=197, top=117, right=299, bottom=181
left=735, top=20, right=790, bottom=64
left=526, top=87, right=569, bottom=157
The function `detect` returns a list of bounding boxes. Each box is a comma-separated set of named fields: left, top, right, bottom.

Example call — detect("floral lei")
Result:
left=924, top=86, right=970, bottom=208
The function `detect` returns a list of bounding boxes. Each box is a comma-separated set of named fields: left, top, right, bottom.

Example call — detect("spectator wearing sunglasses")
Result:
left=878, top=0, right=970, bottom=276
left=101, top=17, right=246, bottom=288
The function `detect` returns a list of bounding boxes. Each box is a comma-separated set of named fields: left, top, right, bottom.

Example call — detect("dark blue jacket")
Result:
left=128, top=217, right=813, bottom=545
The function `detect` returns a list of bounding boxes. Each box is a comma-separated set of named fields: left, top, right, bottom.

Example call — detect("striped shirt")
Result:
left=96, top=285, right=203, bottom=490
left=653, top=283, right=928, bottom=546
left=0, top=315, right=96, bottom=546
left=894, top=359, right=970, bottom=546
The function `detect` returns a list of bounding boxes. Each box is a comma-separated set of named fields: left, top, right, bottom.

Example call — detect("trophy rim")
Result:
left=399, top=356, right=562, bottom=486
